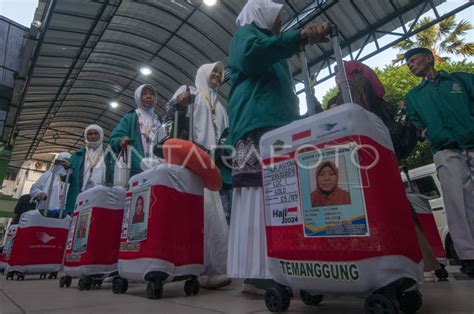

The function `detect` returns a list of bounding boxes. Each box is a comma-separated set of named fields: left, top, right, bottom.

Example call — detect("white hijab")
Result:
left=195, top=62, right=225, bottom=106
left=82, top=124, right=105, bottom=191
left=134, top=84, right=158, bottom=116
left=170, top=62, right=229, bottom=151
left=236, top=0, right=283, bottom=30
left=134, top=84, right=161, bottom=157
left=30, top=152, right=71, bottom=210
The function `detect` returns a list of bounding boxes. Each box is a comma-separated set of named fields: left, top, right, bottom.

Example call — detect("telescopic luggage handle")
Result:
left=59, top=168, right=72, bottom=219
left=39, top=172, right=55, bottom=216
left=173, top=86, right=194, bottom=142
left=189, top=88, right=195, bottom=143
left=331, top=26, right=353, bottom=106
left=300, top=26, right=352, bottom=116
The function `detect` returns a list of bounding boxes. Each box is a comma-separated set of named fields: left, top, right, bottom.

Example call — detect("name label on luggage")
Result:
left=263, top=159, right=300, bottom=226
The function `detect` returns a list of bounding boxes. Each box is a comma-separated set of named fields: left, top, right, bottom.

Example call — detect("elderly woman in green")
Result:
left=109, top=84, right=161, bottom=177
left=226, top=0, right=331, bottom=293
left=65, top=124, right=106, bottom=214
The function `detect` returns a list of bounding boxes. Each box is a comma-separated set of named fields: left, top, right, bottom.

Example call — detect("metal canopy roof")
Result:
left=8, top=0, right=467, bottom=169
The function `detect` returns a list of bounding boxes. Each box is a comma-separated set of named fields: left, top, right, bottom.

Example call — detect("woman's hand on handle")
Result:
left=176, top=91, right=192, bottom=106
left=300, top=22, right=332, bottom=45
left=119, top=136, right=132, bottom=149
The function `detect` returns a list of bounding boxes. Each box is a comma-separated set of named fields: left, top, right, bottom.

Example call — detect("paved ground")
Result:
left=0, top=269, right=473, bottom=314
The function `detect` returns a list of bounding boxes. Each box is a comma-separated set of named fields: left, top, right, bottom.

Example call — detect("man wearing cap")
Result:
left=404, top=47, right=474, bottom=278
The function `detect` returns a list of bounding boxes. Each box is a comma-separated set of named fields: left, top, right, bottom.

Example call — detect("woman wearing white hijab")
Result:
left=30, top=152, right=71, bottom=211
left=169, top=62, right=228, bottom=152
left=168, top=62, right=231, bottom=289
left=65, top=124, right=106, bottom=214
left=226, top=0, right=331, bottom=292
left=110, top=84, right=161, bottom=176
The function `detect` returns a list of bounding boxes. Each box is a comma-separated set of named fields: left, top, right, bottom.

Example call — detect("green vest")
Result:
left=65, top=147, right=85, bottom=214
left=109, top=111, right=145, bottom=176
left=227, top=24, right=302, bottom=146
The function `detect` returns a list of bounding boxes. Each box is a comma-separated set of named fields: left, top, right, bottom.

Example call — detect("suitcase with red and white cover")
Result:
left=112, top=163, right=204, bottom=299
left=0, top=224, right=18, bottom=274
left=60, top=185, right=126, bottom=290
left=5, top=211, right=70, bottom=280
left=260, top=104, right=423, bottom=313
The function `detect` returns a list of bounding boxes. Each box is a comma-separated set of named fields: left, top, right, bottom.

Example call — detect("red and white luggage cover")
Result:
left=118, top=163, right=204, bottom=281
left=0, top=224, right=18, bottom=270
left=64, top=185, right=126, bottom=277
left=7, top=211, right=70, bottom=274
left=260, top=104, right=423, bottom=295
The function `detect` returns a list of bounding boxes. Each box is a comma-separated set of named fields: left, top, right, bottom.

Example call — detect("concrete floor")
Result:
left=0, top=270, right=473, bottom=314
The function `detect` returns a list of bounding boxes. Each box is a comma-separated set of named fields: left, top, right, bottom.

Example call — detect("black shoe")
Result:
left=460, top=260, right=474, bottom=278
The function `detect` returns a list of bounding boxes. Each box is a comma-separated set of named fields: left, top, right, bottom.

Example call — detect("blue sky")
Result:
left=1, top=0, right=473, bottom=113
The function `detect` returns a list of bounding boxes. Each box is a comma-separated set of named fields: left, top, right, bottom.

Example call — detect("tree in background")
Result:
left=320, top=61, right=474, bottom=169
left=393, top=15, right=474, bottom=64
left=321, top=86, right=338, bottom=110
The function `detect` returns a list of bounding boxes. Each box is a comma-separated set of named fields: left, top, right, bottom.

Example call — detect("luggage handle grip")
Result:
left=331, top=26, right=353, bottom=105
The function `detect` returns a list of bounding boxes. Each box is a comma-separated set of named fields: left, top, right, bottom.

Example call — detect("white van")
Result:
left=400, top=163, right=458, bottom=261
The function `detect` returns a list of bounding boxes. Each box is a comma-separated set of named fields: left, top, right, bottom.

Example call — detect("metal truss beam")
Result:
left=296, top=0, right=473, bottom=95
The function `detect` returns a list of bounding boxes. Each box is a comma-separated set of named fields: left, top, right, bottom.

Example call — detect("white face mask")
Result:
left=87, top=141, right=101, bottom=149
left=52, top=164, right=67, bottom=176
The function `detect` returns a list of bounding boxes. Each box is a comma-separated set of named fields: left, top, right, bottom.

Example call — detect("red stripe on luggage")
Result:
left=292, top=130, right=311, bottom=141
left=132, top=181, right=139, bottom=187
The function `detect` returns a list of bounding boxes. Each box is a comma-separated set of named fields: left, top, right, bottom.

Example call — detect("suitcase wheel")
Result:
left=93, top=280, right=103, bottom=288
left=78, top=277, right=93, bottom=291
left=59, top=276, right=66, bottom=288
left=264, top=287, right=291, bottom=312
left=434, top=264, right=449, bottom=281
left=184, top=277, right=200, bottom=296
left=65, top=276, right=72, bottom=288
left=365, top=293, right=399, bottom=314
left=112, top=277, right=128, bottom=294
left=17, top=274, right=25, bottom=281
left=300, top=290, right=323, bottom=306
left=40, top=273, right=47, bottom=279
left=146, top=280, right=163, bottom=300
left=6, top=272, right=14, bottom=280
left=48, top=272, right=58, bottom=280
left=398, top=290, right=422, bottom=313
left=59, top=275, right=73, bottom=288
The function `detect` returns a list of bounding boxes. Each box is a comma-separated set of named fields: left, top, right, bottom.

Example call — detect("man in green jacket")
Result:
left=65, top=124, right=106, bottom=214
left=226, top=0, right=332, bottom=293
left=404, top=47, right=474, bottom=278
left=109, top=84, right=161, bottom=177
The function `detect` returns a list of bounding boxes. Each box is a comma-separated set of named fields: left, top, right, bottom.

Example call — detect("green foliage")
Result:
left=321, top=86, right=338, bottom=110
left=393, top=15, right=474, bottom=64
left=320, top=60, right=474, bottom=169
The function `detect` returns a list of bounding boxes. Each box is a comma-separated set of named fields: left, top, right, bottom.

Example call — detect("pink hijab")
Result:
left=344, top=61, right=385, bottom=99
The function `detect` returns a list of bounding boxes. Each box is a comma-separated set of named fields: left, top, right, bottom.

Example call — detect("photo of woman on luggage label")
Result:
left=132, top=196, right=145, bottom=224
left=311, top=161, right=351, bottom=207
left=73, top=210, right=91, bottom=253
left=128, top=188, right=150, bottom=242
left=297, top=145, right=369, bottom=238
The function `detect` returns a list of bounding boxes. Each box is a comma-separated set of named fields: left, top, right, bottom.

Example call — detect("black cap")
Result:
left=404, top=47, right=433, bottom=62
